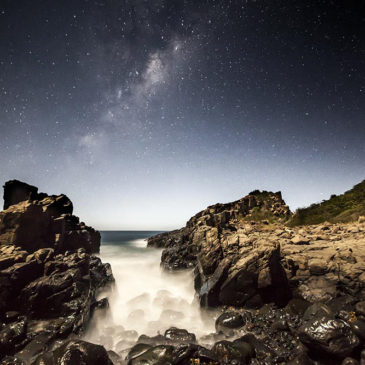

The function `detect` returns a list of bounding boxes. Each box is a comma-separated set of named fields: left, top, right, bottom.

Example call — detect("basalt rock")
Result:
left=0, top=181, right=114, bottom=362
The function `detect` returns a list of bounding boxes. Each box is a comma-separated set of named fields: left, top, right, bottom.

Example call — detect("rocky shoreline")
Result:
left=2, top=181, right=365, bottom=364
left=0, top=180, right=114, bottom=364
left=147, top=190, right=365, bottom=364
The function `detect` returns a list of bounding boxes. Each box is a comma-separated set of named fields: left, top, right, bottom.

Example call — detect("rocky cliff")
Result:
left=148, top=191, right=292, bottom=307
left=149, top=189, right=365, bottom=308
left=146, top=189, right=365, bottom=363
left=0, top=180, right=114, bottom=364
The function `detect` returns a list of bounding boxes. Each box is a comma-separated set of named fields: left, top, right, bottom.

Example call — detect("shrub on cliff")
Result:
left=288, top=180, right=365, bottom=226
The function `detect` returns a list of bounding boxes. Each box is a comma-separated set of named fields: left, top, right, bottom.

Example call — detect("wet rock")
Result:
left=137, top=334, right=168, bottom=346
left=164, top=328, right=196, bottom=344
left=238, top=334, right=276, bottom=360
left=195, top=258, right=230, bottom=307
left=171, top=343, right=218, bottom=365
left=350, top=320, right=365, bottom=342
left=355, top=301, right=365, bottom=317
left=0, top=356, right=26, bottom=365
left=298, top=316, right=360, bottom=357
left=128, top=344, right=174, bottom=365
left=215, top=312, right=245, bottom=334
left=302, top=303, right=334, bottom=321
left=285, top=298, right=311, bottom=315
left=0, top=318, right=27, bottom=355
left=126, top=343, right=152, bottom=361
left=107, top=350, right=123, bottom=365
left=211, top=338, right=254, bottom=364
left=286, top=353, right=315, bottom=364
left=342, top=358, right=359, bottom=365
left=33, top=340, right=113, bottom=365
left=92, top=298, right=110, bottom=312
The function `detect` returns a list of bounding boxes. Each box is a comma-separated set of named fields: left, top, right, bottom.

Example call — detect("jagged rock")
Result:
left=3, top=180, right=39, bottom=210
left=150, top=191, right=365, bottom=308
left=0, top=180, right=99, bottom=254
left=149, top=191, right=293, bottom=307
left=0, top=181, right=114, bottom=362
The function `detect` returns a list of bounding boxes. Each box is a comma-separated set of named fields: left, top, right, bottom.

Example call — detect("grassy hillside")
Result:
left=288, top=180, right=365, bottom=226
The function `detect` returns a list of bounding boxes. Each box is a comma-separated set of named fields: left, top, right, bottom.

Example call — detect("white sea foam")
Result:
left=83, top=237, right=216, bottom=352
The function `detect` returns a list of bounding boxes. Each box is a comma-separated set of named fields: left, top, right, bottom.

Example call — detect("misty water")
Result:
left=84, top=231, right=217, bottom=354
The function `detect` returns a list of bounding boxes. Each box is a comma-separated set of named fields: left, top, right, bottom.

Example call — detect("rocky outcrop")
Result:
left=0, top=180, right=100, bottom=254
left=149, top=190, right=365, bottom=312
left=3, top=180, right=43, bottom=210
left=0, top=180, right=114, bottom=363
left=148, top=191, right=292, bottom=308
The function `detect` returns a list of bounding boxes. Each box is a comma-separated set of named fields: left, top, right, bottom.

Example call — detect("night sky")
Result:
left=1, top=0, right=364, bottom=230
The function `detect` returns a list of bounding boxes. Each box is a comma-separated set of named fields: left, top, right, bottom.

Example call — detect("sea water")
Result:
left=84, top=231, right=216, bottom=352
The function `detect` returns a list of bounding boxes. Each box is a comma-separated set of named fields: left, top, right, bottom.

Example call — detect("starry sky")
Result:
left=1, top=0, right=364, bottom=230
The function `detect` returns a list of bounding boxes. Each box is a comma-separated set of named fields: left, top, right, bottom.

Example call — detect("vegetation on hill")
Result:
left=288, top=180, right=365, bottom=226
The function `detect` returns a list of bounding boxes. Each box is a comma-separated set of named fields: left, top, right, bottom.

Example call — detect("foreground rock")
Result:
left=0, top=180, right=114, bottom=363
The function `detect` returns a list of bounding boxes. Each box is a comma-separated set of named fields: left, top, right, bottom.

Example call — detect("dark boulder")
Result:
left=164, top=328, right=196, bottom=344
left=302, top=303, right=334, bottom=322
left=127, top=344, right=174, bottom=365
left=0, top=317, right=27, bottom=355
left=215, top=312, right=245, bottom=334
left=171, top=343, right=218, bottom=365
left=298, top=316, right=360, bottom=357
left=211, top=338, right=254, bottom=364
left=126, top=343, right=152, bottom=361
left=33, top=340, right=113, bottom=365
left=350, top=319, right=365, bottom=342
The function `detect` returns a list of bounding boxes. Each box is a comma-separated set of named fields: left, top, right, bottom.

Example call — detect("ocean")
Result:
left=83, top=231, right=216, bottom=352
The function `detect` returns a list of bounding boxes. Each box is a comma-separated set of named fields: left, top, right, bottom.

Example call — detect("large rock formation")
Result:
left=0, top=180, right=100, bottom=254
left=148, top=191, right=292, bottom=308
left=0, top=180, right=114, bottom=364
left=148, top=190, right=365, bottom=310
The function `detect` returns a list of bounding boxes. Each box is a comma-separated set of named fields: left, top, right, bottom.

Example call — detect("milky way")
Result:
left=0, top=0, right=364, bottom=229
